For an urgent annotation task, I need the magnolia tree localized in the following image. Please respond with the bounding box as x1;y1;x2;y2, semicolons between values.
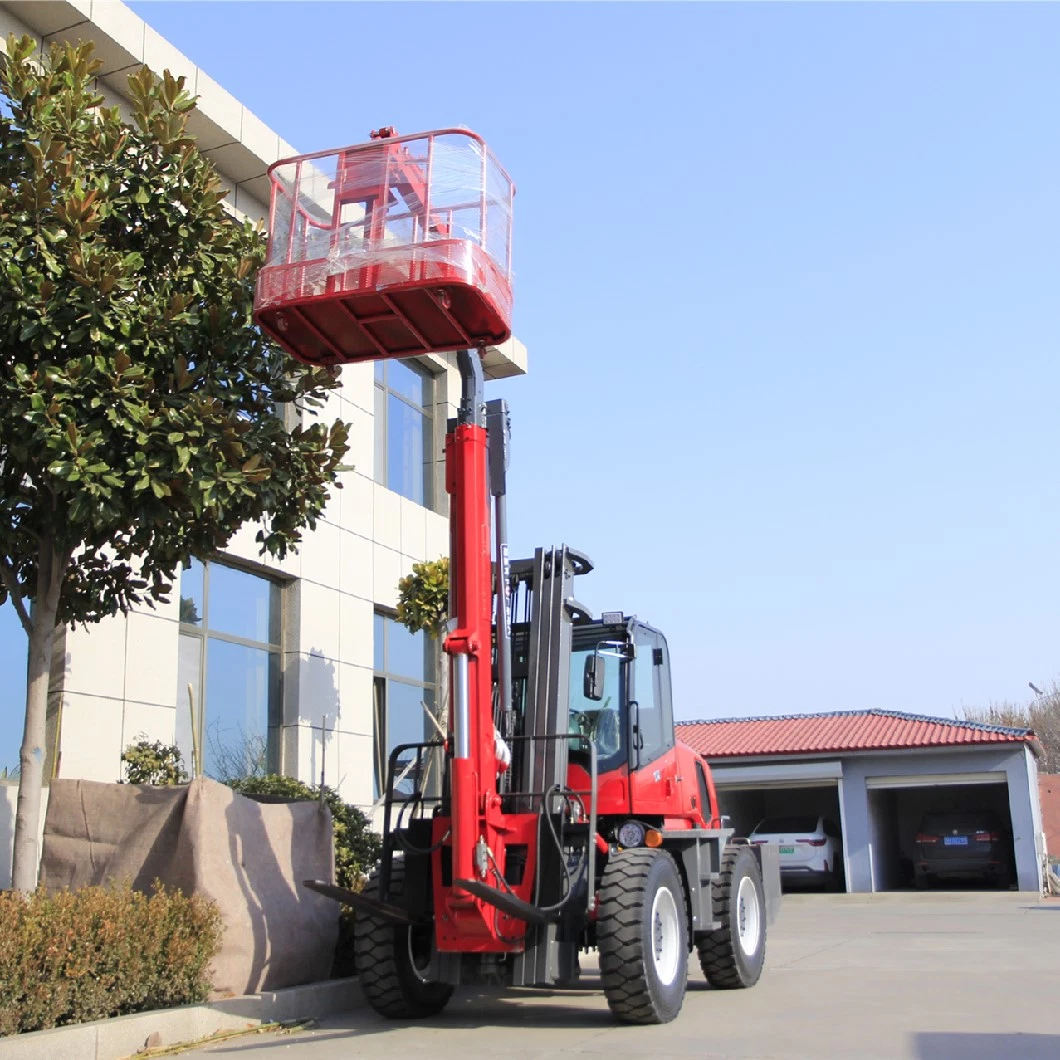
396;556;449;640
0;38;349;890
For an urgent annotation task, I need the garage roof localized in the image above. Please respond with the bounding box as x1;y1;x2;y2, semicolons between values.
676;709;1040;759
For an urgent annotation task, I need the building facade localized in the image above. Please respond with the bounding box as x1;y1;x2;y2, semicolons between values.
0;0;526;884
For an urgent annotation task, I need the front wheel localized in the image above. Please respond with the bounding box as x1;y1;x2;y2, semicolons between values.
697;844;766;989
597;847;688;1024
353;857;453;1019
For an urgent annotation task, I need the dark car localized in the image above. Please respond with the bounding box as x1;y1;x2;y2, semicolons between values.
913;810;1011;889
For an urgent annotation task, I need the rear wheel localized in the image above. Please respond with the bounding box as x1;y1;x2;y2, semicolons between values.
597;848;688;1024
697;844;766;989
826;859;845;893
353;856;453;1019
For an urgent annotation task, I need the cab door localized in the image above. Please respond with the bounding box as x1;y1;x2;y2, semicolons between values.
628;626;684;816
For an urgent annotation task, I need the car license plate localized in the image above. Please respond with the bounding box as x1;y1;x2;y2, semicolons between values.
944;836;968;846
779;845;795;854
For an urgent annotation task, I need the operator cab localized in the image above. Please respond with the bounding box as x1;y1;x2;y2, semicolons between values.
570;618;676;777
510;616;676;779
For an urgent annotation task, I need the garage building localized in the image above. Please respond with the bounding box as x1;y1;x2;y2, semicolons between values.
676;710;1044;893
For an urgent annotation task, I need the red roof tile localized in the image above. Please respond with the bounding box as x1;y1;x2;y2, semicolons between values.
676;709;1039;759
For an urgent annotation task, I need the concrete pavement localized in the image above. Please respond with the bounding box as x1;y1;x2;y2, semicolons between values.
180;893;1060;1059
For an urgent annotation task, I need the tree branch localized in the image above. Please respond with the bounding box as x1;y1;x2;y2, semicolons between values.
0;555;33;636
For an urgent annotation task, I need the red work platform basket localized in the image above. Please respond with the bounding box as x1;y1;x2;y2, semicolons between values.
254;128;514;367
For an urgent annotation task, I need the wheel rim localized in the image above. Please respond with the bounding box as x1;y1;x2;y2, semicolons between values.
407;925;433;983
650;885;681;986
736;875;761;957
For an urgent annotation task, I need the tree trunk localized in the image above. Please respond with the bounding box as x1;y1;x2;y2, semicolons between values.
11;539;65;893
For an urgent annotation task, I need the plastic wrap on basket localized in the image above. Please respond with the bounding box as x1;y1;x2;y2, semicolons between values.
253;129;514;367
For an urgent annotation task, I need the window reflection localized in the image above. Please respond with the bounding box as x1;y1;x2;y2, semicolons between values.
204;641;274;779
177;561;281;781
388;394;425;505
372;612;435;800
179;559;204;626
374;359;433;508
207;565;277;643
175;633;203;774
386;618;429;681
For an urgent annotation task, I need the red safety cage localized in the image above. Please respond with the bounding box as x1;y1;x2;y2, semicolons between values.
253;128;514;366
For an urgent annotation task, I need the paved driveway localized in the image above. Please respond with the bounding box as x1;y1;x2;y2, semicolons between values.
185;893;1060;1059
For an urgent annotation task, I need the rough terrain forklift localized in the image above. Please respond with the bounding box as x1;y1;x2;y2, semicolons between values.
254;127;780;1025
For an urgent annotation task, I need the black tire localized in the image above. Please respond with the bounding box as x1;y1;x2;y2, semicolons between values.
597;847;688;1024
826;859;844;893
353;857;453;1019
697;844;766;989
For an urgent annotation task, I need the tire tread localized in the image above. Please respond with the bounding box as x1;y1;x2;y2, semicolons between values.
696;844;766;990
598;848;685;1024
352;859;452;1019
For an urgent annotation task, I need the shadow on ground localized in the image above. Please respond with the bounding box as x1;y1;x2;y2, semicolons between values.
915;1032;1060;1059
201;984;620;1053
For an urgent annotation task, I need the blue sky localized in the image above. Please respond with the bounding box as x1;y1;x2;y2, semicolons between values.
3;2;1056;742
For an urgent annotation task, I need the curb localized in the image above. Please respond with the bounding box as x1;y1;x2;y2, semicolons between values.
0;977;364;1060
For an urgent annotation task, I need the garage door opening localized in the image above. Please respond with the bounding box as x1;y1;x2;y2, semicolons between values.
867;775;1016;891
716;783;846;892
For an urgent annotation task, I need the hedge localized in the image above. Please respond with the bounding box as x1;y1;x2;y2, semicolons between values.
0;882;222;1036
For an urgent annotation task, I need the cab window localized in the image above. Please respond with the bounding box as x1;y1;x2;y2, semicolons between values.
569;644;625;771
634;628;673;766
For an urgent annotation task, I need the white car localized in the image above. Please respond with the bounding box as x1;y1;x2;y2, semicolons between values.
750;815;844;890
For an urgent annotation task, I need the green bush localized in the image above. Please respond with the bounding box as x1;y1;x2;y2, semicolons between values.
226;774;381;889
121;738;188;785
0;882;222;1036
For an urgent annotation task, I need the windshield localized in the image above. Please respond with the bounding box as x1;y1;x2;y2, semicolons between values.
920;812;999;833
753;816;820;835
568;644;625;768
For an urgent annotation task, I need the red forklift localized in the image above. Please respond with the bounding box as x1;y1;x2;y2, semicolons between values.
254;128;780;1025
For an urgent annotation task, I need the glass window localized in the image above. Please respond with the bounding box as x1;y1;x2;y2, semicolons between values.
206;564;278;643
374;358;433;508
568;644;625;770
373;612;435;799
754;817;821;835
634;630;671;766
0;601;27;777
176;559;282;781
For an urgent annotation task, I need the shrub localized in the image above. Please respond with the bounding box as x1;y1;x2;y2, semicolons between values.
121;738;188;785
226;774;381;889
0;882;222;1036
397;556;449;638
